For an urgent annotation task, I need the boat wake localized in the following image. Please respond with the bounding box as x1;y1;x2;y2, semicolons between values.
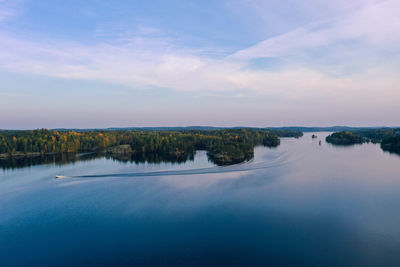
56;151;293;179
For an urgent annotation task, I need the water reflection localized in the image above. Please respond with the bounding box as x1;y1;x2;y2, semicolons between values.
0;151;198;170
0;153;99;170
1;147;265;170
105;151;195;164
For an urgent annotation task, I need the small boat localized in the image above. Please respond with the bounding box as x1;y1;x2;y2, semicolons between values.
56;175;64;179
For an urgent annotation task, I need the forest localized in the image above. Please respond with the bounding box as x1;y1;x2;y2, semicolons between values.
0;129;302;166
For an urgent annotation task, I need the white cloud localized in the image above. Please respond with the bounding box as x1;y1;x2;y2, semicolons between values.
0;31;243;92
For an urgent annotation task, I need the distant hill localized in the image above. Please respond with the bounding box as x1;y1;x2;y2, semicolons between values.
265;126;394;132
3;126;397;132
51;126;223;132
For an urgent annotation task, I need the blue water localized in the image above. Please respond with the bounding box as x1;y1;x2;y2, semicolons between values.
1;133;400;266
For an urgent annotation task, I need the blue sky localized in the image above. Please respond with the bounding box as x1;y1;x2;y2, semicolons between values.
0;0;399;129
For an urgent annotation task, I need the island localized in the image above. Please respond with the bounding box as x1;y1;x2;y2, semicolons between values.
325;131;365;145
0;128;303;166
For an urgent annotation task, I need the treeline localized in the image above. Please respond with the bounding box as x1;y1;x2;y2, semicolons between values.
0;129;298;165
355;128;399;143
325;129;400;155
266;129;303;138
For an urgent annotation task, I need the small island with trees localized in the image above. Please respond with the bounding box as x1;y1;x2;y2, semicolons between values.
325;131;365;145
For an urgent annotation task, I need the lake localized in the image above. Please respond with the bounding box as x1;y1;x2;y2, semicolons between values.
1;132;400;266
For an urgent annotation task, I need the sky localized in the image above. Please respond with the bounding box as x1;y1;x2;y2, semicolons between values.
0;0;399;129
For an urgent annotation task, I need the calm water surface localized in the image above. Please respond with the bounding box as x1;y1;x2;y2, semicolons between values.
1;133;400;266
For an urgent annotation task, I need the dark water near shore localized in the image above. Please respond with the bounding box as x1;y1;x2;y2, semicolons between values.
1;132;400;266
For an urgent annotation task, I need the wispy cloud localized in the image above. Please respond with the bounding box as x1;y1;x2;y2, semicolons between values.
0;0;23;22
231;0;400;60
